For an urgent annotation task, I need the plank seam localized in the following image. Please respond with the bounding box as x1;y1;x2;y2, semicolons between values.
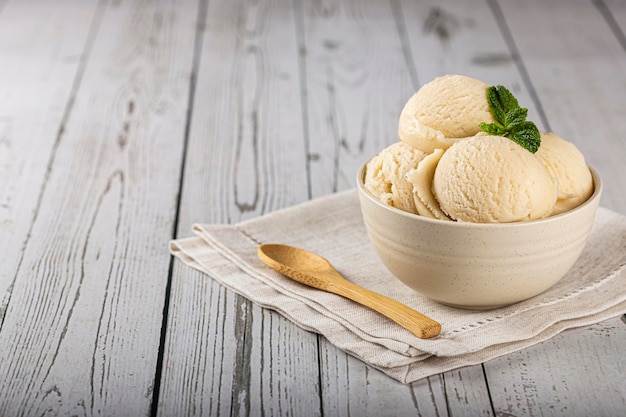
481;364;497;416
486;0;551;133
592;0;626;54
390;0;419;90
150;0;209;415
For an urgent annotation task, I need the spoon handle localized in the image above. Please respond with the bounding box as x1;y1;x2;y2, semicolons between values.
257;244;441;339
322;273;441;339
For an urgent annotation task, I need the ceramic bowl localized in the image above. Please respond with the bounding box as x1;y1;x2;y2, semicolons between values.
356;162;602;309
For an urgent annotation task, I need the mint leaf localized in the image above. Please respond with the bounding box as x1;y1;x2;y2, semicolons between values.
504;107;527;129
479;85;540;153
486;87;506;125
479;122;506;136
495;85;519;113
506;121;540;153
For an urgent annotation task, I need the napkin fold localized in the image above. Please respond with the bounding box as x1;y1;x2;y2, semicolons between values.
170;190;626;383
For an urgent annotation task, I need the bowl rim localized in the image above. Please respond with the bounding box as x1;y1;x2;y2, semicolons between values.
356;159;602;229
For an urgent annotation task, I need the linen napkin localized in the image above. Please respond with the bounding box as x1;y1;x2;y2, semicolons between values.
170;190;626;383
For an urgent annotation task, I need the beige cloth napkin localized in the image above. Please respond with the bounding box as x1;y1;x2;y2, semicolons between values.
170;190;626;383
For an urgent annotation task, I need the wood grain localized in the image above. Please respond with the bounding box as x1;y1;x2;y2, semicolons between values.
175;0;310;231
158;0;321;415
320;348;445;417
485;317;626;417
442;366;494;417
0;0;197;415
0;0;98;327
156;265;246;416
298;0;415;198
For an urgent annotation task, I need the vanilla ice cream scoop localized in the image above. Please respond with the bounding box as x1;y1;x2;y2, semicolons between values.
398;74;495;153
536;132;593;215
406;149;450;221
433;136;557;223
364;142;426;214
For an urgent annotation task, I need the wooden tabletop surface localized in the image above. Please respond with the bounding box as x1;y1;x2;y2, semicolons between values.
1;0;625;416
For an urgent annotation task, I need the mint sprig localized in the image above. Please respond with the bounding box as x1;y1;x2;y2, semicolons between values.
479;85;540;153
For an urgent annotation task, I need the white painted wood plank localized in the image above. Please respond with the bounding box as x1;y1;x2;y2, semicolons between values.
0;0;198;415
0;0;98;325
296;1;461;414
605;0;626;35
321;349;495;417
306;0;528;413
247;304;321;416
156;265;245;416
320;348;449;417
442;366;494;417
297;0;416;198
498;0;626;215
158;0;321;415
398;0;545;129
175;0;310;231
483;1;626;415
485;317;626;417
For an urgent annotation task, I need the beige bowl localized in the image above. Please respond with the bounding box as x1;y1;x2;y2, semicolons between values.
356;162;602;309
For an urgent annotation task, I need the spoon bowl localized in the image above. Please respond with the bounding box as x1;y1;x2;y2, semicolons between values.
258;243;441;339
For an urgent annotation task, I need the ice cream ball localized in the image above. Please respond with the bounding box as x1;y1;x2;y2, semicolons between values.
364;141;427;214
432;135;557;223
535;132;593;215
398;74;495;153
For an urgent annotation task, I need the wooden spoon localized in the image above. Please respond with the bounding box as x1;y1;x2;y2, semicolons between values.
257;244;441;339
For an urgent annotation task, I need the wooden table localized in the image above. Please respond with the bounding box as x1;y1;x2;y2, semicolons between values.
1;0;625;415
